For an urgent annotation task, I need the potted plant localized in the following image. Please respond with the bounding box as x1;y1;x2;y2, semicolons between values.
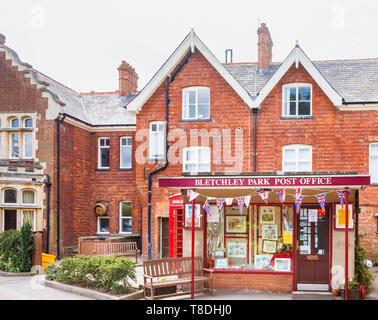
347;280;361;300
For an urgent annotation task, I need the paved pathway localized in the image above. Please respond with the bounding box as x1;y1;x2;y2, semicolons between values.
0;276;92;300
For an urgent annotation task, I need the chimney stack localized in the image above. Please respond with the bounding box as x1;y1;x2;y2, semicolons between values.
118;60;138;96
0;33;6;45
257;23;273;71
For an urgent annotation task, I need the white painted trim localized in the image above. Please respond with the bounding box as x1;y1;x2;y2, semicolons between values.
282;83;312;117
97;137;110;169
97;216;110;234
119;136;132;169
63;116;136;132
338;105;378;111
369;143;378;184
253;46;343;108
182;86;210;120
127;30;254;114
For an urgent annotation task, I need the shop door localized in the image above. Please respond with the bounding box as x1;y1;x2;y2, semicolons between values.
296;206;329;291
4;210;17;231
161;218;170;258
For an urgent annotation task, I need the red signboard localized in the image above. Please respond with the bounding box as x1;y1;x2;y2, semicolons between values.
159;175;370;189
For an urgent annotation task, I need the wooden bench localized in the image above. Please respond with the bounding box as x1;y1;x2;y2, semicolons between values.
94;241;138;262
143;256;214;300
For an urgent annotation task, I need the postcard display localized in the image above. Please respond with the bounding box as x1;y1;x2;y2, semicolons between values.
207;204;294;272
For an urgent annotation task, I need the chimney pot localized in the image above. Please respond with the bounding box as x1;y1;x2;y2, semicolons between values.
257;23;273;71
118;60;138;96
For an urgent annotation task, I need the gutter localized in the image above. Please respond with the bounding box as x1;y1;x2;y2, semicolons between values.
147;51;192;260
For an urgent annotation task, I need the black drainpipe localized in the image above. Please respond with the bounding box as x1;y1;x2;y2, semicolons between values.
56;114;66;259
44;174;51;253
147;51;192;260
355;189;360;247
252;108;258;172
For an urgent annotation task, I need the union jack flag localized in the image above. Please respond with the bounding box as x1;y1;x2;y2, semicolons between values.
294;194;304;214
257;189;269;205
203;199;211;217
315;193;326;212
275;189;286;204
236;197;245;215
216;198;225;211
337;190;346;209
295;188;303;198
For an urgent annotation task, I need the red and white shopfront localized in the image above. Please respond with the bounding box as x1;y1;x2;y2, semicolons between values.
160;173;370;295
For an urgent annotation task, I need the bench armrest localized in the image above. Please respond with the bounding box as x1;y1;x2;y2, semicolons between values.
202;268;215;273
144;275;154;279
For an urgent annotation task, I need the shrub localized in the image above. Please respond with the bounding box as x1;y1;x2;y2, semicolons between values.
45;264;59;281
0;224;34;272
354;235;375;290
53;255;136;294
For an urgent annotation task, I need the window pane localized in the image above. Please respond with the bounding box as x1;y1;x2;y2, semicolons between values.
298;161;311;171
186;149;195;161
184;164;196;173
189;104;196;118
11;119;19;128
100;139;105;147
289;102;296;115
298;87;311;101
11;133;19;157
198;163;210;172
24;118;33;128
371;144;378;154
188;90;196;104
121;146;132;168
121;202;132;217
284;149;296;160
299;148;310;160
101;148;109;167
4;189;17;203
284;162;296;171
121;218;132;233
24;133;33;157
199;148;210;163
22;190;35;204
23;210;34;229
198;104;209;119
371;156;378;182
298;101;311;115
198;89;209;104
98;218;110;233
289;87;296;101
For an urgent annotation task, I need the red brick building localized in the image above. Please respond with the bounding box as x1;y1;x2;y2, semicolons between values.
0;23;377;292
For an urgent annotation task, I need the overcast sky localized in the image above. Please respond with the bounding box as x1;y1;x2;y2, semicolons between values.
1;0;378;93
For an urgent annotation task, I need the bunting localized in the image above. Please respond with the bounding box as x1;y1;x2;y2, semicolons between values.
337;190;346;209
294;194;304;214
188;190;200;202
244;195;251;208
236;197;245;215
315;193;326;213
295;188;303;199
203;199;211;217
216;198;225;211
225;198;234;206
275;189;286;204
257;189;269;205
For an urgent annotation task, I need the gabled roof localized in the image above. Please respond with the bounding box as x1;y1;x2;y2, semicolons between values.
126;30;254;113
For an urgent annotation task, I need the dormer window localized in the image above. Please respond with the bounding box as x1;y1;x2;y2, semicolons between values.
282;83;312;117
182;87;210;120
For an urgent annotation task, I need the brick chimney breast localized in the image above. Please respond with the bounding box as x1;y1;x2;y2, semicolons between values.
257;23;273;72
118;60;138;96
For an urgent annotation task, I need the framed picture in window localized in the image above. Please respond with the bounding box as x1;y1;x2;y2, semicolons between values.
184;204;202;229
225;216;247;233
274;258;291;272
260;206;276;224
261;224;278;240
262;240;277;254
334;204;354;230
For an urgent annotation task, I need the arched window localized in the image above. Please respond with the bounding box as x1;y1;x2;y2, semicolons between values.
22;190;35;204
4;189;17;204
10;118;19;128
24;118;33;128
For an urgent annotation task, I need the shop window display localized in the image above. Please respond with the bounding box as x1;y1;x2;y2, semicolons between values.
206;203;294;272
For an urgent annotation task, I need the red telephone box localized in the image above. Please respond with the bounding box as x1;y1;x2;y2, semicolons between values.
169;194;184;258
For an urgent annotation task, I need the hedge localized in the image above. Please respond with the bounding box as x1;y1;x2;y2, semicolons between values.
46;255;137;294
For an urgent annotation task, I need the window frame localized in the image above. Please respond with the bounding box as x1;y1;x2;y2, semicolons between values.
119;201;132;234
10;132;20;159
21;209;36;231
182;86;210;121
149;121;165;160
282;144;312;172
98;137;110;169
370;143;378;184
21;189;36;205
182;146;211;174
3;188;17;204
97;216;110;234
120;136;132;169
23;132;33;158
282;83;312;117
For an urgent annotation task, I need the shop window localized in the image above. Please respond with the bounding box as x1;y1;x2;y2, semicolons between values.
4;189;17;204
97;216;110;234
149;121;165;159
98;137;110;169
183;146;211;173
22;210;35;231
119;201;132;233
370;143;378;184
182;87;210;120
120;137;132;169
282;144;312;172
282;83;312;116
22;190;35;204
206;204;294;272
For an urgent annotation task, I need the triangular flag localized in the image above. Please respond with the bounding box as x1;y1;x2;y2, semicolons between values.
315;193;326;213
216;198;225;211
203;199;211;217
257;189;269;205
188;190;200;202
337;190;346;209
236;197;245;215
294;194;304;214
244;195;251;208
225;198;233;206
275;189;286;204
295;188;302;198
